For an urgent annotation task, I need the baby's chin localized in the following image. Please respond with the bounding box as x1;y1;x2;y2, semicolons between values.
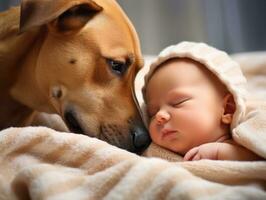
160;141;189;156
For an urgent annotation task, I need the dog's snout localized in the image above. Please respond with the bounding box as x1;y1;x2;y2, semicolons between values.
131;125;151;153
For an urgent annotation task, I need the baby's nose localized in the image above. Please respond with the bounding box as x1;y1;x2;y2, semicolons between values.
155;110;170;125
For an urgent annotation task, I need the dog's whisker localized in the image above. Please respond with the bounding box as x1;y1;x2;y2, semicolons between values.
100;124;124;148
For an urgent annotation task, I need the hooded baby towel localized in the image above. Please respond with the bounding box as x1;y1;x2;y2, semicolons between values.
134;41;266;159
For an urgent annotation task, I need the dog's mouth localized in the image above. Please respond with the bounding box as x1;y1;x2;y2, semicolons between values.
64;110;85;134
63;110;150;153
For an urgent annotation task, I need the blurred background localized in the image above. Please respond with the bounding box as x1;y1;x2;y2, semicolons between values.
1;0;266;55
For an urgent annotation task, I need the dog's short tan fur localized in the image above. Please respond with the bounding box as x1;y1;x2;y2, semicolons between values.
0;0;145;151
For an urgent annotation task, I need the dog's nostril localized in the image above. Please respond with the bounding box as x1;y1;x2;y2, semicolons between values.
131;126;151;152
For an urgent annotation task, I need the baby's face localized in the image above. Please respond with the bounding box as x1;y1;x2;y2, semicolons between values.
146;58;227;155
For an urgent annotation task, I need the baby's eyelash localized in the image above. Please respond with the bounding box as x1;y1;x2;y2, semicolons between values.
172;98;191;106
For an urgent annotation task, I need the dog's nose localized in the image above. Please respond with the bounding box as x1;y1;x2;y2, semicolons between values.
131;125;151;154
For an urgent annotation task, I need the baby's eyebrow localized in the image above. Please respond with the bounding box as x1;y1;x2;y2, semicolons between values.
167;89;190;100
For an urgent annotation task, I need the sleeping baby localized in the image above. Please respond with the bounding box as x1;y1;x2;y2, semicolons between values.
141;41;264;161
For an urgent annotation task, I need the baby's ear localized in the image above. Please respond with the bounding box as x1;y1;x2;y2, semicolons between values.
221;93;236;124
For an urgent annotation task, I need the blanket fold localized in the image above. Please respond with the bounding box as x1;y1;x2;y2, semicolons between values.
0;127;266;200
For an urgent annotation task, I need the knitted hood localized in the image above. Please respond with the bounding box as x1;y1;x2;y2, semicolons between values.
134;41;248;130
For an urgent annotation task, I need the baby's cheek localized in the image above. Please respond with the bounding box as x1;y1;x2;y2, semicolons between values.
181;111;214;138
148;122;159;141
179;110;204;128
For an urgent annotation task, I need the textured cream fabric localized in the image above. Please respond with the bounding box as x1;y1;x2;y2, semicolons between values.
0;127;265;200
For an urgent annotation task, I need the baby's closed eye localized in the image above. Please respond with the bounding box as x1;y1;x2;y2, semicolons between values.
171;97;191;108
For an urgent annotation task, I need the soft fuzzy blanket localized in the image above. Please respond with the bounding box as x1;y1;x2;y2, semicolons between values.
0;52;266;200
0;127;265;200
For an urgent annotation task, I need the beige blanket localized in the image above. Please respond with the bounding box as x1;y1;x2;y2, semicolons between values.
0;52;266;199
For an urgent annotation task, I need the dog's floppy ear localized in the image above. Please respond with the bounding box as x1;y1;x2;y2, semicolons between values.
20;0;103;33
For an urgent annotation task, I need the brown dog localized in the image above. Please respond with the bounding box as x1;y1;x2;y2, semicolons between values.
0;0;150;152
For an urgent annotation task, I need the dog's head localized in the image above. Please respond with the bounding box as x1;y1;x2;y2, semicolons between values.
15;0;150;153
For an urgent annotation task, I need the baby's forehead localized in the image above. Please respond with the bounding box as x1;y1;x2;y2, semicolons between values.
154;58;211;81
151;57;228;94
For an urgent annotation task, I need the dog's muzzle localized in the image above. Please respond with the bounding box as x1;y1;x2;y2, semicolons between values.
64;109;151;154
